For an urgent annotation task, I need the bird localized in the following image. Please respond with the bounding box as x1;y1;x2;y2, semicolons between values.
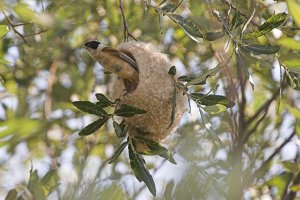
83;40;139;93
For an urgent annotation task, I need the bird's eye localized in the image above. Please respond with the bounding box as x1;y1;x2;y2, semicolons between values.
84;41;100;50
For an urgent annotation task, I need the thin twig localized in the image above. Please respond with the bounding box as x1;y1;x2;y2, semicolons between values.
243;131;296;187
119;0;138;42
119;0;129;42
222;0;259;26
23;29;48;37
242;110;267;144
45;60;58;119
284;171;300;200
2;10;47;45
246;87;281;124
3;11;30;46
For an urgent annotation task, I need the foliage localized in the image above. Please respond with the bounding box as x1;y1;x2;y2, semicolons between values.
0;0;300;199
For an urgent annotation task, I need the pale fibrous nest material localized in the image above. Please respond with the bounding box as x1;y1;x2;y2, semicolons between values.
110;42;185;152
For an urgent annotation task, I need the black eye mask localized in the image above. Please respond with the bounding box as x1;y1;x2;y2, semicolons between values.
84;41;100;50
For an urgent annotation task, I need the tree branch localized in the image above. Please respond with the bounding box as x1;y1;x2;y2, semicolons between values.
44;60;58;119
284;171;300;200
246;87;281;125
2;10;47;46
221;0;259;26
243;131;296;188
119;0;137;42
3;11;30;46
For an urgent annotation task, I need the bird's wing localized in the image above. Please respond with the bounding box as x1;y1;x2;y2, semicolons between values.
102;47;139;72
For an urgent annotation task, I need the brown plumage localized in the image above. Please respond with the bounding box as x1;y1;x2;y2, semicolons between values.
84;41;186;152
110;42;186;152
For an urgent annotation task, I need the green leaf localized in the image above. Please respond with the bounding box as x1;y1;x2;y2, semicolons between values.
0;58;10;65
199;108;222;145
169;14;203;42
168;66;176;76
178;75;204;84
160;3;177;13
277;38;300;51
28;170;45;200
286;68;300;90
14;3;37;22
0;118;40;140
79;117;109;136
108;141;128;164
280;53;300;68
243;13;287;39
41;169;56;184
236;49;255;90
258;13;287;31
202;104;227;114
114;104;147;117
72;101;109;117
0;25;9;38
95;93;113;108
5;189;17;200
191;93;235;108
281;161;300;174
205;31;225;41
128;143;156;196
168;86;177;128
185;64;221;86
290;185;300;192
239;49;274;69
230;11;244;30
113;121;128;138
287;0;300;27
243;44;280;55
266;172;292;197
133;136;176;164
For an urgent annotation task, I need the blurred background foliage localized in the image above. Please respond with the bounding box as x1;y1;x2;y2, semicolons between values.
0;0;300;199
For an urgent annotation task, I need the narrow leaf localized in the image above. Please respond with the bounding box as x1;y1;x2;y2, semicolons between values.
281;161;300;173
191;93;235;108
108;141;128;164
205;31;225;41
287;0;300;27
133;136;176;164
202;104;227;114
113;121;128;138
258;13;287;31
79;117;108;136
230;11;244;30
199;108;222;145
239;49;274;69
169;14;203;42
115;104;147;117
41;169;56;184
168;66;176;76
5;189;17;200
128;143;156;196
95;93;113;108
243;13;287;39
277;38;300;51
236;49;255;90
185;64;221;86
73;101;109;117
160;3;177;13
0;25;9;38
286;68;300;90
244;44;280;55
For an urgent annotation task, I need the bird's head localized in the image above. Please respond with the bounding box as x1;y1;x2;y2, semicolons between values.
83;40;104;57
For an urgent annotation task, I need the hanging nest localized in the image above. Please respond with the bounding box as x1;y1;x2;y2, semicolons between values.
109;42;186;152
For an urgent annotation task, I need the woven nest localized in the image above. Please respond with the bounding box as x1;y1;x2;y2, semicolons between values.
109;42;185;152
